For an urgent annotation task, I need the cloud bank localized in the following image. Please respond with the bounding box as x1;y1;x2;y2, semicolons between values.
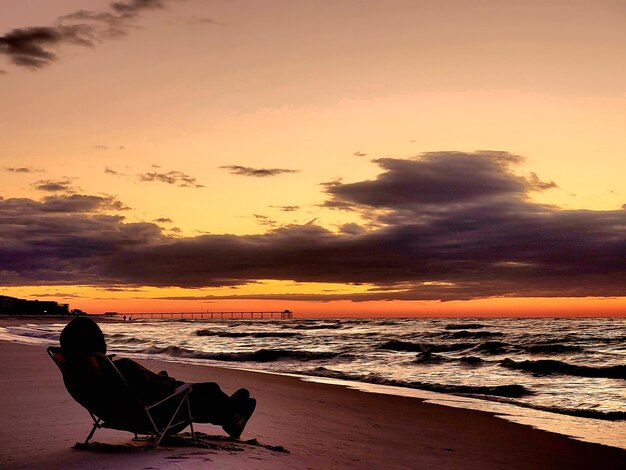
1;151;624;301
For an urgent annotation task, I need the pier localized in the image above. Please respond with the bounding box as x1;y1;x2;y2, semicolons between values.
117;310;294;320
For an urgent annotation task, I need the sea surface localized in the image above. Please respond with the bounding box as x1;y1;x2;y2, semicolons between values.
2;316;624;449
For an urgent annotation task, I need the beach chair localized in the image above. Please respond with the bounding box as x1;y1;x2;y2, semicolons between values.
47;346;195;448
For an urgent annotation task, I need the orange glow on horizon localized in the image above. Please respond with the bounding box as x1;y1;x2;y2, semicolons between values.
41;296;626;318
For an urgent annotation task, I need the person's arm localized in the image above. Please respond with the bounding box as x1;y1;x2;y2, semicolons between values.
113;357;184;404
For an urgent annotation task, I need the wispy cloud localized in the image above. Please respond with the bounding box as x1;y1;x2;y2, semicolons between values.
138;170;204;188
94;144;124;150
187;16;226;26
4;166;43;173
105;166;204;188
104;166;124;176
271;205;300;212
220;165;299;177
252;214;277;227
0;0;171;70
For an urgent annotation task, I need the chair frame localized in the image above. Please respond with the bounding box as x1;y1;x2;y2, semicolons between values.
48;346;196;448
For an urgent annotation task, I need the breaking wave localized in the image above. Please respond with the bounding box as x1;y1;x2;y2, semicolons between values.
307;367;530;398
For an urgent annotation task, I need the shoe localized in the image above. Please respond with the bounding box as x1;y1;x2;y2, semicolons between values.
223;398;256;439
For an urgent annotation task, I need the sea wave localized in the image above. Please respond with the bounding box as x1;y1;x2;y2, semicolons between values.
470;341;513;354
281;324;343;330
414;351;448;363
378;340;474;353
143;345;338;362
444;323;485;330
307;367;530;398
196;329;301;338
525;343;583;354
5;326;59;342
501;358;626;380
442;330;504;339
484;396;626;421
459;356;484;365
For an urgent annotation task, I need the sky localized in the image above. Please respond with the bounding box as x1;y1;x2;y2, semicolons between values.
1;0;625;317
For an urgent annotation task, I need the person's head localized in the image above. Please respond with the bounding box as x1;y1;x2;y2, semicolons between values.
60;317;106;357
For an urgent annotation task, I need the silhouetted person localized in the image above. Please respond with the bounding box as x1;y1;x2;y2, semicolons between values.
59;316;255;438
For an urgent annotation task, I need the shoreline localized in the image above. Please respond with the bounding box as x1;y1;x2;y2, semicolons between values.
116;352;626;451
1;339;625;469
1;316;625;452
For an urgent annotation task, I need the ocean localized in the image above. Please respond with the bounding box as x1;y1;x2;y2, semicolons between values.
2;316;624;449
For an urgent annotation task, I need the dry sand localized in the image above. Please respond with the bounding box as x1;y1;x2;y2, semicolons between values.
0;326;624;469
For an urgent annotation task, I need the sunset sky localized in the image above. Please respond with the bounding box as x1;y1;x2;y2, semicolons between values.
1;0;625;316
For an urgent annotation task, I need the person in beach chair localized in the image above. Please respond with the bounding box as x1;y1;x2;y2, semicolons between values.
49;317;256;446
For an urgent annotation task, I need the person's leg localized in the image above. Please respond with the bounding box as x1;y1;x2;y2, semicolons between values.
189;383;255;437
188;382;236;424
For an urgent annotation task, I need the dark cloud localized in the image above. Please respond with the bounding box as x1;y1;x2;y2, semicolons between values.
338;223;366;235
220;165;299;177
32;178;74;192
4;167;42;173
1;151;624;300
40;194;129;213
111;0;165;15
0;0;170;70
138;170;204;188
154;217;173;223
0;25;94;69
353;151;367;157
29;292;83;298
324;151;532;209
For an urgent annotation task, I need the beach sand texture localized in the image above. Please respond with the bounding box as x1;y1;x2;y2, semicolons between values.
0;339;624;469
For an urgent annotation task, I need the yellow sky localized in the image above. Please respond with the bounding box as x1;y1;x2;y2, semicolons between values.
1;0;625;315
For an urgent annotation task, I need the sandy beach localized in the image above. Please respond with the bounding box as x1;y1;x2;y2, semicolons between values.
0;327;624;470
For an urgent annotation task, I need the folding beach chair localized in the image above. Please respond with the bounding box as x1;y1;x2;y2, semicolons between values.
47;346;195;448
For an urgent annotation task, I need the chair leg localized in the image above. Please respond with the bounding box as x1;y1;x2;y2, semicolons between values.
186;397;196;442
84;422;99;444
151;431;165;448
